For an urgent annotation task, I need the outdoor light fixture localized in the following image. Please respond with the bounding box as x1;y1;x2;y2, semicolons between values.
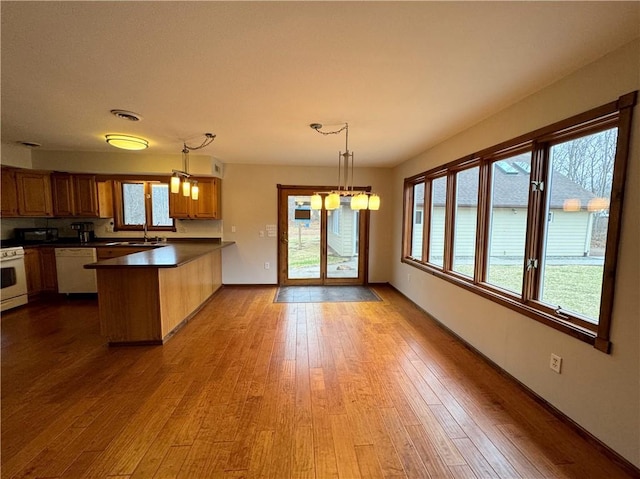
171;133;216;200
309;122;380;211
105;134;148;150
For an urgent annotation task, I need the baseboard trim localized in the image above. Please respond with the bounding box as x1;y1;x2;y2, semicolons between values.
386;283;640;477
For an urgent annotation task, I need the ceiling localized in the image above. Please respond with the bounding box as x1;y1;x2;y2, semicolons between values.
1;2;638;168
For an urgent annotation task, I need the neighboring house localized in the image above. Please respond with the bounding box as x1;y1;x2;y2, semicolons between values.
327;204;359;258
412;157;599;259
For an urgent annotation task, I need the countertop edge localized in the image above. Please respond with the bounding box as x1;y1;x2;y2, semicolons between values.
85;241;235;269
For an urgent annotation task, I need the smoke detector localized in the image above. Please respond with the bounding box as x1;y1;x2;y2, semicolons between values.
110;109;142;121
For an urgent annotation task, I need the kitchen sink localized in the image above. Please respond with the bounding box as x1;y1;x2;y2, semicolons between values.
104;241;164;247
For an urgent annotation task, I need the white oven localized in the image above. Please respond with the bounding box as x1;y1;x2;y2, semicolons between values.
1;246;28;312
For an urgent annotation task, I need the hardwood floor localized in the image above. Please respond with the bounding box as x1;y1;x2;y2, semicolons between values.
1;285;634;478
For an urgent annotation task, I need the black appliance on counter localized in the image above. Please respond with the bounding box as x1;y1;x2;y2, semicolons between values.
14;228;59;244
71;222;95;244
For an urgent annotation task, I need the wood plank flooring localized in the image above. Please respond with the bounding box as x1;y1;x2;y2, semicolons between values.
0;285;634;478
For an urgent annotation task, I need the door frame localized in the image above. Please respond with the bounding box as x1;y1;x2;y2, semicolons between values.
277;184;370;286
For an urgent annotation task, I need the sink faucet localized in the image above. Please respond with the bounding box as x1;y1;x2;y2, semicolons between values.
143;223;148;242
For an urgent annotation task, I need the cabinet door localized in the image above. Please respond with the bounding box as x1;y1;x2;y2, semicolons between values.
192;178;222;219
1;168;19;216
169;189;191;218
16;170;53;216
74;175;99;217
39;247;58;292
97;181;114;218
51;173;75;216
24;248;43;295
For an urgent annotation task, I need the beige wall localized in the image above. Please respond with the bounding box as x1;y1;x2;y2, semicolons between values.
390;39;640;467
1;142;33;168
221;163;393;284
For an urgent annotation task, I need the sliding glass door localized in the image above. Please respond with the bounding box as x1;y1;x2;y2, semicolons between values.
277;186;368;285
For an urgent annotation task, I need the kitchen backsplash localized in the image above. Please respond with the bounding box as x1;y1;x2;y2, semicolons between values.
0;217;223;240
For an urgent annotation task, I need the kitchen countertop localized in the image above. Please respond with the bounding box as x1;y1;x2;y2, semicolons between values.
85;240;234;269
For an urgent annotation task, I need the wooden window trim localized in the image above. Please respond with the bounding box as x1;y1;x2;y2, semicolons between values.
113;180;176;232
401;91;637;353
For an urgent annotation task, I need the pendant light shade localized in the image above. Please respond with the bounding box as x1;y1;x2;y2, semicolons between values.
182;179;191;197
191;181;199;200
368;194;380;211
311;194;323;210
325;193;340;210
170;174;181;194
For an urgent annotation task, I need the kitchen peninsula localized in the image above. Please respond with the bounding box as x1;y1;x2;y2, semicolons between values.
86;240;233;345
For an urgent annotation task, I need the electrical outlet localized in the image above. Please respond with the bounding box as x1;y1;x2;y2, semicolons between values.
407;273;411;282
259;230;265;238
264;262;270;270
550;353;562;373
231;225;236;233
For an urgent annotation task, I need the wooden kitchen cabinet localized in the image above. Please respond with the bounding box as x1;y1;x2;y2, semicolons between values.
169;177;221;219
15;169;53;217
1;167;19;216
52;173;114;218
24;247;58;296
24;248;43;296
39;247;58;293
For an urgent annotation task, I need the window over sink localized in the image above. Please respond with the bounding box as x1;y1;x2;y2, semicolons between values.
114;180;175;232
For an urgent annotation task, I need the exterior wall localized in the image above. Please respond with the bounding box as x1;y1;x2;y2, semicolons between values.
327;206;357;258
391;39;640;467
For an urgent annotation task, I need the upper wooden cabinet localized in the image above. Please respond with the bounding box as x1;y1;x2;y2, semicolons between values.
1;167;19;216
51;173;114;218
16;169;53;217
169;177;221;220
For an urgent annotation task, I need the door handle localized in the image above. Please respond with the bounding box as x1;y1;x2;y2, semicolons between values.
282;233;288;244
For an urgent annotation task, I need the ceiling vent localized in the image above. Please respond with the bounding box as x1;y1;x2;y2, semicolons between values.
17;141;41;148
110;109;142;121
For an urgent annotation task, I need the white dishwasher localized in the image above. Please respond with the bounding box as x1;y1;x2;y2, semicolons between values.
55;248;98;294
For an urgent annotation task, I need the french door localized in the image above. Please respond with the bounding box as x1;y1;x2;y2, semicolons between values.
277;185;369;285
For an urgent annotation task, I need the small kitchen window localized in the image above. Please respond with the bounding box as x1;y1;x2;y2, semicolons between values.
114;180;175;232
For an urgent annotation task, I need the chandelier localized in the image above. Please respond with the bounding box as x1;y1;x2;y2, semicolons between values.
171;133;216;200
309;122;380;211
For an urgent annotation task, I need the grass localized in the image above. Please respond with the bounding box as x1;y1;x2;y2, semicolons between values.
455;263;603;321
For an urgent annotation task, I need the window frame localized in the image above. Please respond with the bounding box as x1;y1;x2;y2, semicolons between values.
113;179;176;232
402;92;637;353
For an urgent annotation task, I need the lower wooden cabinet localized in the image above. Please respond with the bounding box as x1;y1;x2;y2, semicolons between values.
24;247;58;297
39;247;58;293
24;249;43;296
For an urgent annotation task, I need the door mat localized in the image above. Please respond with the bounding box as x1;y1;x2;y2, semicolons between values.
274;285;381;303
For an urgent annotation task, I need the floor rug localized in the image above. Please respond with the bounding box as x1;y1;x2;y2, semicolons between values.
274;285;381;303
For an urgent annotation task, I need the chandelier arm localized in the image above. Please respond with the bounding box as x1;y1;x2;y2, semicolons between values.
311;123;348;136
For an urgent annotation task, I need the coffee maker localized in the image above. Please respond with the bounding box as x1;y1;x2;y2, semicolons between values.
71;222;95;244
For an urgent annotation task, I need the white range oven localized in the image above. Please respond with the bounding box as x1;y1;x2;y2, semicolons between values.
1;246;28;312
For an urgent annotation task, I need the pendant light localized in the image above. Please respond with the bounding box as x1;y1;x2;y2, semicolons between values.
170;133;216;200
309;122;380;211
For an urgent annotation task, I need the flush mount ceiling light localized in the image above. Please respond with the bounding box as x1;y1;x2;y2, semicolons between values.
171;132;216;200
309;122;380;211
105;134;149;150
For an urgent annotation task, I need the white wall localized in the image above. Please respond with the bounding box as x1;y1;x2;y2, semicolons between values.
391;39;640;467
220;163;392;285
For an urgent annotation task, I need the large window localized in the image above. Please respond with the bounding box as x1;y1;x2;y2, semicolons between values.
115;180;174;231
402;92;636;352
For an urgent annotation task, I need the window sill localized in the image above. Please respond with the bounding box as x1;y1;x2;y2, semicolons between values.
401;257;607;352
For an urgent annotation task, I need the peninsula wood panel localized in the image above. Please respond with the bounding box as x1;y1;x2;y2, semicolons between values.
1;286;635;478
96;268;162;342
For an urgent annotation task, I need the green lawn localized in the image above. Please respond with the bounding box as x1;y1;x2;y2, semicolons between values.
456;263;603;321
